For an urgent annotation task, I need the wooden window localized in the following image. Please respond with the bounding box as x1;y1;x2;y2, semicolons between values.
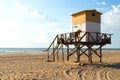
92;13;95;16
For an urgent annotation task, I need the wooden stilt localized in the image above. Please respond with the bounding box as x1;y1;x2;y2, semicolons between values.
77;46;80;62
57;48;59;61
67;45;69;61
53;43;55;62
90;48;92;64
90;46;93;64
47;52;49;61
88;45;92;64
100;45;102;63
80;48;88;57
62;45;64;61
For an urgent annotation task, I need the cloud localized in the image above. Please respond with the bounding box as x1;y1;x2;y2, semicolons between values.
102;5;120;29
0;16;23;47
0;15;49;47
101;5;120;48
48;22;60;28
96;8;105;11
47;22;71;34
0;1;70;48
101;2;106;5
96;1;106;5
15;2;46;19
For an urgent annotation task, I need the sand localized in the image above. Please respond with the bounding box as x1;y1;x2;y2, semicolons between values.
0;52;120;80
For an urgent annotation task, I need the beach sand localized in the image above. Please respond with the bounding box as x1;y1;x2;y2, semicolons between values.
0;52;120;80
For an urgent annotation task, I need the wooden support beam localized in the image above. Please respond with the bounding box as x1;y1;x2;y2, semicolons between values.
91;48;100;57
62;45;64;61
100;45;102;63
67;45;69;61
47;52;49;61
80;48;88;57
57;48;59;61
90;45;104;63
67;47;77;57
88;45;92;64
47;35;58;51
79;32;87;42
77;45;85;63
91;44;104;57
96;33;99;42
53;42;55;62
76;46;80;62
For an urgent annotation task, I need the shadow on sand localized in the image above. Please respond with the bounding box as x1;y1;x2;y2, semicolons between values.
92;63;120;69
82;62;120;69
103;63;120;69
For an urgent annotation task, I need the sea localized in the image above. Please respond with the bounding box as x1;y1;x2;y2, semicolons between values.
0;48;120;54
0;48;46;53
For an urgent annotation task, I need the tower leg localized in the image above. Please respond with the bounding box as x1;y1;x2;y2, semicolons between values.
47;52;49;61
53;43;55;62
62;45;64;61
57;49;59;61
100;45;102;63
77;46;80;62
53;51;55;62
67;45;69;61
88;46;92;64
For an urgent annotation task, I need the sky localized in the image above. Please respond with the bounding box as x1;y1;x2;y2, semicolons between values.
0;0;120;48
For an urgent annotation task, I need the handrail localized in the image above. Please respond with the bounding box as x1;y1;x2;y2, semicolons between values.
58;31;113;36
46;35;58;51
57;31;112;43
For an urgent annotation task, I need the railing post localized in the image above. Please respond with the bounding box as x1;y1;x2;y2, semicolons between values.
57;35;58;44
109;34;111;44
65;33;66;43
96;33;98;42
87;32;89;42
75;33;77;42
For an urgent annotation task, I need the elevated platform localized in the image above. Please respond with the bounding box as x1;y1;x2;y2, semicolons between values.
57;31;111;45
46;31;112;63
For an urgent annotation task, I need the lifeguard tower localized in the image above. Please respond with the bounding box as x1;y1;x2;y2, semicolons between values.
46;10;112;63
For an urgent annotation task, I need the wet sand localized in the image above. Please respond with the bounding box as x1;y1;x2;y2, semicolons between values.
0;52;120;80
